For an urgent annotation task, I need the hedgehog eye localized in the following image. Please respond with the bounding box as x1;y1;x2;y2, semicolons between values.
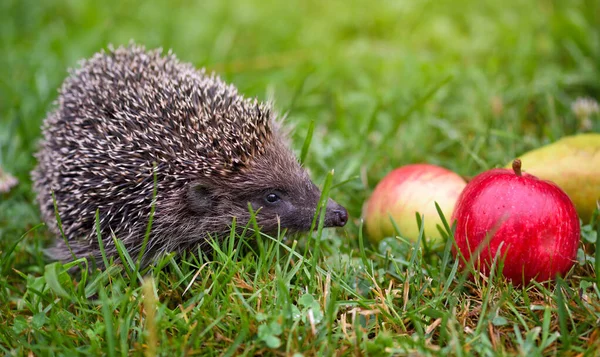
265;192;281;204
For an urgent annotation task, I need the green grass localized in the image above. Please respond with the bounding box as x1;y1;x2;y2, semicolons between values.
1;0;599;355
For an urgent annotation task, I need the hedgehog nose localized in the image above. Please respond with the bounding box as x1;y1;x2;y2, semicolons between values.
326;199;348;227
335;207;348;226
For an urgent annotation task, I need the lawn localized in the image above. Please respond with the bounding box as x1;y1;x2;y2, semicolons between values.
1;0;599;355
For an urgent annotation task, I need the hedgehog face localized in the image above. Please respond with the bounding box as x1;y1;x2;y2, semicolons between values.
230;137;348;234
185;174;348;237
184;137;348;236
242;183;348;233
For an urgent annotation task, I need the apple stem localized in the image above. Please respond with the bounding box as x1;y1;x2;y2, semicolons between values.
512;159;522;176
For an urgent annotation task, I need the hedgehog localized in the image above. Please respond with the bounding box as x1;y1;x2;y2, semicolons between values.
32;43;348;267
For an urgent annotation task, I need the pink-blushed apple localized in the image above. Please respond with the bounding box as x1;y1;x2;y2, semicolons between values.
451;160;581;285
363;163;467;244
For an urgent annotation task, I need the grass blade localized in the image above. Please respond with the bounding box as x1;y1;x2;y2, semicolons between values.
299;119;315;165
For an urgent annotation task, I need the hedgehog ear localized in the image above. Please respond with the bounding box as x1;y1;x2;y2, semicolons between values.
186;183;216;215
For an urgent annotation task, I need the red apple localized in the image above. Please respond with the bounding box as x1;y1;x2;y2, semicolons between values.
451;160;581;284
363;164;467;244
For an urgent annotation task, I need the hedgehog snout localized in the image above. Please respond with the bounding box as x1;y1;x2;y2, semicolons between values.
324;199;348;227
